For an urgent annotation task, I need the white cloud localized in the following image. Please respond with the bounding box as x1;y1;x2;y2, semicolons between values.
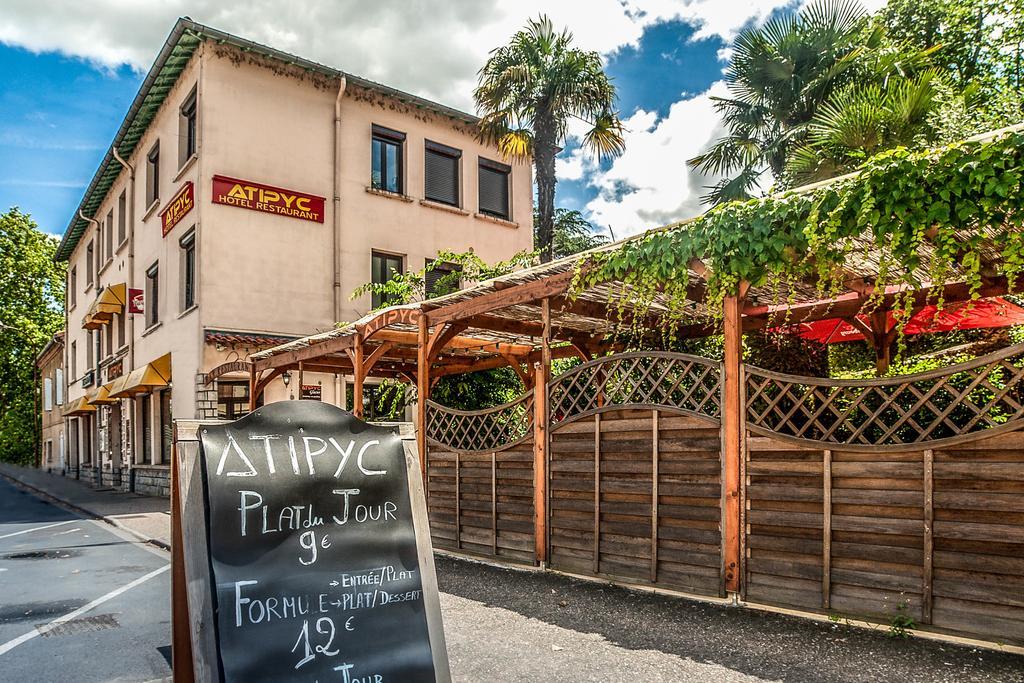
563;81;737;237
0;0;810;111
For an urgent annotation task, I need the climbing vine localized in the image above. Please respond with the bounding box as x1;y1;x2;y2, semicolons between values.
574;130;1024;342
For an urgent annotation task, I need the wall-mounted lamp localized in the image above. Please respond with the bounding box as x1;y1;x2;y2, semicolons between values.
281;370;292;387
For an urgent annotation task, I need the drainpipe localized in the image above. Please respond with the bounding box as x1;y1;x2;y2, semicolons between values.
112;147;136;478
112;147;135;371
333;76;347;325
77;209;101;471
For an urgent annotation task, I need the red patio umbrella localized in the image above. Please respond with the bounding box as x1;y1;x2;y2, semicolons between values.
792;297;1024;344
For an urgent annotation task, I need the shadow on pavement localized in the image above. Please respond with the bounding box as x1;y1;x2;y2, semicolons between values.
435;556;1024;683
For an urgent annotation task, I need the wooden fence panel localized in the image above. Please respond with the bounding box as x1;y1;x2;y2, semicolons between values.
828;449;926;623
745;436;825;611
930;431;1024;643
549;409;723;597
426;440;536;565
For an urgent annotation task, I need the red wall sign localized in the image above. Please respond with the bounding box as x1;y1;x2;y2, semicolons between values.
211;175;325;223
160;181;195;237
128;288;144;315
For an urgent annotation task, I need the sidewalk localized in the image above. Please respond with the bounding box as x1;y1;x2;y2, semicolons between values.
0;463;171;548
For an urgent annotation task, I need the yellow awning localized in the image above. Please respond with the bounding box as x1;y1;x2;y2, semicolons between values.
87;381;120;405
109;353;171;398
82;283;127;329
63;396;96;416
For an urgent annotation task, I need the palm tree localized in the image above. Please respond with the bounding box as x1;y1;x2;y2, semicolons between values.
688;0;873;204
475;16;625;262
786;70;942;184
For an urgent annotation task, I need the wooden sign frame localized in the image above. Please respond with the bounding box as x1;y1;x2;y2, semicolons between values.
171;417;450;682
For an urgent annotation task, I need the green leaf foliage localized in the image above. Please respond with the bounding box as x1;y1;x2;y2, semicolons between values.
578;131;1024;342
0;208;65;465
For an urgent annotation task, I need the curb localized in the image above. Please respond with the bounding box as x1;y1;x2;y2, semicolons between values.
0;471;171;552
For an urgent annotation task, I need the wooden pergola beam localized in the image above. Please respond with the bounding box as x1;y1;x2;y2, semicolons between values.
425;270;579;325
744;278;1013;327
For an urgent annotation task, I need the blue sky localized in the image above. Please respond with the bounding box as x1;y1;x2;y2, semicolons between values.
0;0;827;239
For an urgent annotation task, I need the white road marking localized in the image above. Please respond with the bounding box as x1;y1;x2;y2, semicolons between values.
54;528;81;536
0;564;170;657
0;520;74;540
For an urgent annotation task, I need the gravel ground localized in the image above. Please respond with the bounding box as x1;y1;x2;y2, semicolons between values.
436;556;1024;683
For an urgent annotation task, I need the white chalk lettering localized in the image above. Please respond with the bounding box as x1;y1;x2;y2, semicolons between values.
330;437;355;478
303;436;328;475
250;434;281;474
331;489;360;524
217;434;258;477
233;580;258;627
237;490;263;536
356;440;386;476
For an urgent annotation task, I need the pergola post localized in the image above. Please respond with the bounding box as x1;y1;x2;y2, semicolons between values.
533;297;552;566
248;365;258;411
417;312;430;487
352;339;365;419
870;308;892;376
722;288;746;595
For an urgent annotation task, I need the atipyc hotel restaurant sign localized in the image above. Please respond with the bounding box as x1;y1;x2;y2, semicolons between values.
212;175;325;223
160;181;195;237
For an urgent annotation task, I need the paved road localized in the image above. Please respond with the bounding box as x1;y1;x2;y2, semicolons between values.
0;478;171;682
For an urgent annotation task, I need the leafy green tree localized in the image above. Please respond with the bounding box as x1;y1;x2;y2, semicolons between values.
0;209;65;465
879;0;1024;140
475;15;625;263
535;208;609;259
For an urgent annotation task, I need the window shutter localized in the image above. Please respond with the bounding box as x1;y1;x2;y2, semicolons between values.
44;377;53;412
424;143;460;206
478;162;510;219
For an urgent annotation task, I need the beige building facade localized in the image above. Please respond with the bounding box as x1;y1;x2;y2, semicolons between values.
36;332;65;472
56;19;533;495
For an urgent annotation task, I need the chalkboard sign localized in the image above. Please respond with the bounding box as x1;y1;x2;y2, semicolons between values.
173;401;449;682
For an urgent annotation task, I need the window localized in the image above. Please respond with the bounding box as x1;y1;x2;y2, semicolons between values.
104;210;114;262
140;394;152;464
86;242;94;287
69;267;77;308
116;311;125;349
117;190;127;246
180;88;197;164
86;330;94;370
180;230;196;310
94;329;101;371
56;368;63;405
44;377;53;412
146;262;159;328
217;380;262;420
370;252;404;309
370;125;404;194
70;341;76;380
105;317;114;359
424;140;461;206
478;158;511;220
425;259;462;298
159;389;172;464
146;142;160;207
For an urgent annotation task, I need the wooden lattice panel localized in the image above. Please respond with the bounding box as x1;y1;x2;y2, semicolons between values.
549;351;723;426
425;391;534;453
746;344;1024;449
